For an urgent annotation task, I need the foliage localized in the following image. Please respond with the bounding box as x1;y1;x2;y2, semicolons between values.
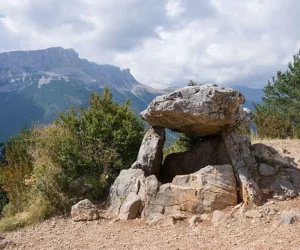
254;50;300;138
253;105;293;139
0;87;144;231
0;128;34;216
164;132;200;157
57;87;144;171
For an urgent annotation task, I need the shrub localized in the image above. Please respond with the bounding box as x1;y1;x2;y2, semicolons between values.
0;87;144;231
253;105;293;139
0;128;34;216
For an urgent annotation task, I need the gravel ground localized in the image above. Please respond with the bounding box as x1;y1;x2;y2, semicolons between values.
3;139;300;250
3;199;300;250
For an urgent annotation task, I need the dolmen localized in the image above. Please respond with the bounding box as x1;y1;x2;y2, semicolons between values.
108;84;300;220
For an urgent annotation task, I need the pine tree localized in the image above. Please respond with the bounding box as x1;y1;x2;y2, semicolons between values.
254;50;300;138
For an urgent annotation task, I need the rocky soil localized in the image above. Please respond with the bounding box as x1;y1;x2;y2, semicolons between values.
3;139;300;250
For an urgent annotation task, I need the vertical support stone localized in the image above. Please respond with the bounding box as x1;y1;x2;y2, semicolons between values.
222;130;261;205
131;127;165;176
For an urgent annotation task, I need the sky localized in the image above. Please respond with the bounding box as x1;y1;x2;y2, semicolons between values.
0;0;300;89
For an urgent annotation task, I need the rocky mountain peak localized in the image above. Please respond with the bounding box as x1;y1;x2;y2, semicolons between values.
0;47;81;72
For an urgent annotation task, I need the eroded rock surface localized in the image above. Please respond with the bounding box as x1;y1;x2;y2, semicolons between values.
108;169;145;215
108;85;300;220
131;127;165;176
71;199;99;222
144;165;237;216
141;85;246;136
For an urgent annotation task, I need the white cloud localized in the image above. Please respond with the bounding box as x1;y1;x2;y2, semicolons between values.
0;0;300;89
165;0;185;17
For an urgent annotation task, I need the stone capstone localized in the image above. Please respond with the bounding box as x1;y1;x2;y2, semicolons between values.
131;127;165;176
71;199;100;222
140;85;246;136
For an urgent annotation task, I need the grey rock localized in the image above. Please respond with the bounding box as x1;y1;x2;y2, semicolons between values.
146;213;166;226
285;167;300;189
259;163;276;176
71;199;100;222
270;179;298;200
262;206;278;216
131;127;165;176
108;169;145;215
145;175;160;195
141;85;246;136
143;204;164;219
163;205;182;216
118;193;142;220
252;143;290;168
156;165;237;213
279;215;296;225
222;130;261;205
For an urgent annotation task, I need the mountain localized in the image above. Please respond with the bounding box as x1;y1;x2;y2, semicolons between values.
0;47;166;141
230;85;264;103
0;47;264;141
229;85;264;112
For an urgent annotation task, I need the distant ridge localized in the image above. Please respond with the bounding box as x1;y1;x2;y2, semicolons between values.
0;47;263;141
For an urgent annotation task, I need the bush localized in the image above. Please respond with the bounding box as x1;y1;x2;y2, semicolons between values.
0;128;33;216
0;87;144;231
253;105;293;139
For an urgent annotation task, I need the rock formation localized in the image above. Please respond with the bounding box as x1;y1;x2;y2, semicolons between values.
108;84;300;220
71;199;100;221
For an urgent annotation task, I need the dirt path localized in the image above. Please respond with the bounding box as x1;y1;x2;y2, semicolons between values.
3;139;300;250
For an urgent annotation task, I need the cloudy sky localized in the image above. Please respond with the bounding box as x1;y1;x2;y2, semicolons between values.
0;0;300;89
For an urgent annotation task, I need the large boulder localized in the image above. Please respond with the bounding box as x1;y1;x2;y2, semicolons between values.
108;169;145;215
71;199;100;222
140;85;245;136
118;192;142;220
145;165;237;216
160;136;230;182
252;143;290;168
131;127;165;176
270;179;298;200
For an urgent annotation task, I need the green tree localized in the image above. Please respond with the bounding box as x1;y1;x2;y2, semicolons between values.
254;50;300;138
58;87;144;171
0;87;145;231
